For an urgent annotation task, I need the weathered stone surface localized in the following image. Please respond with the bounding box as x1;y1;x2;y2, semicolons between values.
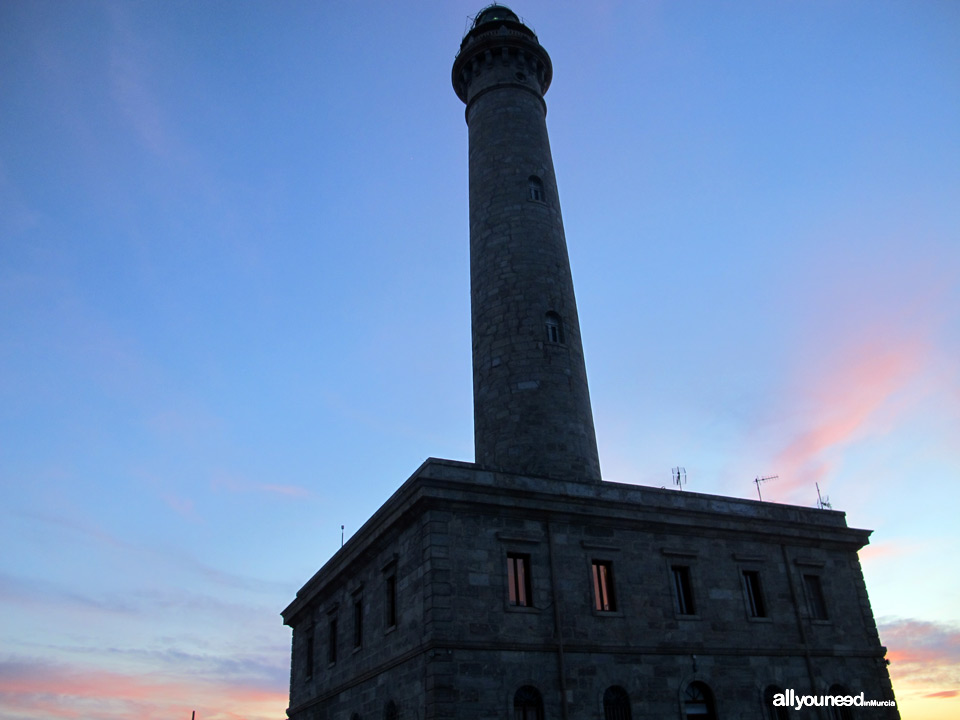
282;459;898;719
455;6;601;482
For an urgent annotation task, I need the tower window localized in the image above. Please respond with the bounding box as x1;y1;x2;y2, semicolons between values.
742;570;767;618
545;311;565;344
507;553;532;607
672;565;696;615
384;700;399;720
592;560;617;612
803;574;829;620
528;175;544;202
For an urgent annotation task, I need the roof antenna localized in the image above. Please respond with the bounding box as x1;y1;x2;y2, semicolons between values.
753;475;778;501
672;466;687;491
816;483;832;510
341;524;345;547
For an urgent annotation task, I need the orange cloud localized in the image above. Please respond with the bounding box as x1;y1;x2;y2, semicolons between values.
879;618;960;702
0;659;287;720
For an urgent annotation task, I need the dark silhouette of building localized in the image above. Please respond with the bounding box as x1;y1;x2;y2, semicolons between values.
282;7;898;719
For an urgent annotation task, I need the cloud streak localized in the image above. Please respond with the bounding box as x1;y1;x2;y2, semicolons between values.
765;334;929;503
0;657;286;720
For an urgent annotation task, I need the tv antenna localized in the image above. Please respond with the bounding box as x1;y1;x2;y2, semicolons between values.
753;475;778;501
672;466;687;491
816;483;832;510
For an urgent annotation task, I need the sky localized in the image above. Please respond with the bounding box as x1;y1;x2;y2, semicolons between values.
1;1;958;718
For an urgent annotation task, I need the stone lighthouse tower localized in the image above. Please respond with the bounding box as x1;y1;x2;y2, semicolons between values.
452;5;601;483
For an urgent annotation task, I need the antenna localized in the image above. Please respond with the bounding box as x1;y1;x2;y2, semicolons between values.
672;466;687;491
341;524;345;547
753;475;778;501
816;483;832;510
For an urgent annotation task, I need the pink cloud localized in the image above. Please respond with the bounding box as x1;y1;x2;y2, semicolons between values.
0;659;287;720
925;690;959;699
767;336;928;502
857;540;923;562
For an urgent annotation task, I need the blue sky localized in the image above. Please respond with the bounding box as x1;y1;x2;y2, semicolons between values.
1;2;958;718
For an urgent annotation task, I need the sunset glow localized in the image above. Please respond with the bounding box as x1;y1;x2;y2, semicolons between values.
1;1;957;718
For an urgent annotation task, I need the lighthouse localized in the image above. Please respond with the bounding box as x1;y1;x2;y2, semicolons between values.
453;5;601;482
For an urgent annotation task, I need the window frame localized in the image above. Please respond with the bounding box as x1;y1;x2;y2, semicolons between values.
527;175;545;203
304;627;315;680
591;559;618;613
352;594;363;650
671;564;697;617
385;573;398;630
506;552;533;608
803;573;829;621
544;311;565;345
513;685;544;720
603;684;632;720
327;611;338;665
741;568;769;620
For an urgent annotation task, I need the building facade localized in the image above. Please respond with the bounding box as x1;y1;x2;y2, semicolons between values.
282;7;898;719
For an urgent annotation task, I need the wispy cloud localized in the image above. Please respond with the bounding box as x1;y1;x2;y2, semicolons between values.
106;6;180;163
11;511;291;597
211;471;312;499
764;334;929;503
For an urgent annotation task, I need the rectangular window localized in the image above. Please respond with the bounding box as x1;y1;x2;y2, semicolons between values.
353;598;363;648
672;565;696;615
507;553;532;607
592;560;616;612
803;574;828;620
328;617;337;664
305;633;314;679
385;574;397;628
742;570;767;618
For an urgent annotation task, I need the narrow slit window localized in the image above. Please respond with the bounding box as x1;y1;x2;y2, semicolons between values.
592;560;616;612
385;574;397;628
545;311;565;344
305;633;315;679
353;598;363;648
672;565;696;615
742;570;767;618
507;553;532;607
803;574;829;620
528;175;544;202
328;617;338;664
